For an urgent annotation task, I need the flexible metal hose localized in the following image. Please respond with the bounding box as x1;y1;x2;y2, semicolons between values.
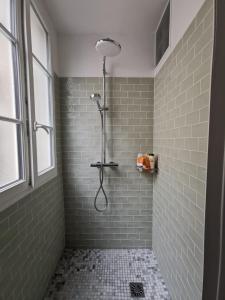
94;108;108;212
94;165;108;212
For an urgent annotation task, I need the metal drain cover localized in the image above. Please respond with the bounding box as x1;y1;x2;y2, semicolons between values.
129;282;145;298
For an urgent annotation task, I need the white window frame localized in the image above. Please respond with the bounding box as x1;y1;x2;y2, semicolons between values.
0;0;57;211
0;0;30;209
24;0;57;189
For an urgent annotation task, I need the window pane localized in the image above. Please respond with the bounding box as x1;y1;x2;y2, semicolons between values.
30;7;48;68
33;59;51;125
0;121;20;188
36;129;52;173
0;0;11;32
0;33;16;118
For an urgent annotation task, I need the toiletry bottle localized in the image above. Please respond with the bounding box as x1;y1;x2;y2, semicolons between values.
137;153;143;171
148;153;155;171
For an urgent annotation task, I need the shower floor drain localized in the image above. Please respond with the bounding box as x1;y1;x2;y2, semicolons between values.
129;282;145;298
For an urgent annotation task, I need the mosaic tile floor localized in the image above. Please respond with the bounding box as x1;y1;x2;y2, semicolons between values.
44;249;170;300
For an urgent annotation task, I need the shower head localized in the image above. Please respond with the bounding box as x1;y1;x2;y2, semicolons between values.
95;38;121;57
90;93;102;110
90;93;101;101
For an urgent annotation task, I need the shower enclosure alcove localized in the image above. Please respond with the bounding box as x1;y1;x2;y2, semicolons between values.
60;41;154;249
46;38;158;299
55;0;214;297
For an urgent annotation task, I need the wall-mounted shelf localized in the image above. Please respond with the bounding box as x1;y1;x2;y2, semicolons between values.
136;167;158;174
136;153;158;174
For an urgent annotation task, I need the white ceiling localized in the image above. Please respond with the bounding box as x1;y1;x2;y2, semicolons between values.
43;0;168;35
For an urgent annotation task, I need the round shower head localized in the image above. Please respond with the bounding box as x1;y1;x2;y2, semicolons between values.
95;38;121;57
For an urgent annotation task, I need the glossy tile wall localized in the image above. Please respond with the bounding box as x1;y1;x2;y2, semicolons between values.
60;77;154;248
153;0;214;298
0;77;65;300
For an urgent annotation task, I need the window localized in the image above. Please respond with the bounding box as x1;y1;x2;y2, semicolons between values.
155;1;170;65
0;0;27;191
0;0;56;209
29;5;56;180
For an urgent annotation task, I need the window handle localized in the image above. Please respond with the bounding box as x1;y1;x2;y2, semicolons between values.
33;121;52;134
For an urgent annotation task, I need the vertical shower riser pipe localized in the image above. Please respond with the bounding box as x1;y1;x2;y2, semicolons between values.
102;56;106;164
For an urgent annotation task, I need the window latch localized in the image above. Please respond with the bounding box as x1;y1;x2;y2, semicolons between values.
33;121;51;134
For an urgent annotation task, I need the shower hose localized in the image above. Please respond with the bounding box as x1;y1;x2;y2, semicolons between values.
94;110;108;212
94;165;108;212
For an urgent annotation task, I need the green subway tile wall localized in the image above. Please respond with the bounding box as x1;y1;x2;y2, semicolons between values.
153;0;214;299
0;76;65;300
60;77;154;248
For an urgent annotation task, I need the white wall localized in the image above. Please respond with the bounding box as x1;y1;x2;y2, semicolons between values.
154;0;206;75
58;33;155;77
57;0;206;77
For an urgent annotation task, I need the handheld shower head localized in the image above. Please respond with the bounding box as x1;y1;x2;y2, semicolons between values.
90;93;101;101
90;93;102;110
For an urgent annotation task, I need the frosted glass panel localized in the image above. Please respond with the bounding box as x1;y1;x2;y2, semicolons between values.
0;33;16;118
0;121;20;188
33;59;50;125
36;129;52;173
30;7;48;68
0;0;11;32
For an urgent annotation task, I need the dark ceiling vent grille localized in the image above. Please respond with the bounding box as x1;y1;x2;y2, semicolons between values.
156;1;170;65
